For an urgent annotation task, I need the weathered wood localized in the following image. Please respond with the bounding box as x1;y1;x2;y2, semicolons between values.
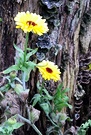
0;0;91;134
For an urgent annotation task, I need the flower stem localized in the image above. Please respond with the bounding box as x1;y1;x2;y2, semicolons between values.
18;114;42;135
22;32;29;90
24;32;29;63
22;72;26;90
47;115;58;128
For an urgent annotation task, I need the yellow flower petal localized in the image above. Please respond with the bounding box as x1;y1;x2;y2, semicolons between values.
14;11;49;35
37;60;61;82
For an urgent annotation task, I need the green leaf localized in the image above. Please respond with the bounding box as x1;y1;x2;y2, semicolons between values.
88;63;91;70
78;128;86;135
5;76;11;83
11;122;24;130
26;61;36;70
54;84;63;99
0;115;23;135
61;88;69;95
7;117;17;125
26;48;33;51
3;65;19;74
46;126;56;135
40;103;50;115
88;120;91;126
62;96;69;101
0;18;2;22
14;84;24;95
15;53;25;68
77;119;91;135
57;83;63;91
82;122;89;129
20;67;31;82
10;82;16;89
43;89;53;100
18;52;24;62
54;103;67;111
46;125;62;135
14;44;24;54
32;94;41;107
15;77;23;84
37;81;42;91
66;103;72;109
0;84;10;92
20;66;27;71
53;83;72;112
0;127;4;133
26;48;38;61
15;53;24;65
24;68;31;82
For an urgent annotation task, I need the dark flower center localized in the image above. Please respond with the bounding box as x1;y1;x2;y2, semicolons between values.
27;21;37;26
46;67;53;73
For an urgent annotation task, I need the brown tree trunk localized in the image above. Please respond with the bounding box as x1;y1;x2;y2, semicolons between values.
0;0;91;134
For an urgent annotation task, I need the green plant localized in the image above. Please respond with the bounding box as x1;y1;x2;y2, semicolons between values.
0;12;47;135
77;119;91;135
31;82;72;134
0;115;23;135
0;71;23;94
31;81;53;117
2;41;37;90
0;10;74;135
53;83;72;112
0;18;2;22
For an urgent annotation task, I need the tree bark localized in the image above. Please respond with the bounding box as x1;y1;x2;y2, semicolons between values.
0;0;91;134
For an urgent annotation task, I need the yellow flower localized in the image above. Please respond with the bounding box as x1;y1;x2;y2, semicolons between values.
14;11;49;35
37;60;61;82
